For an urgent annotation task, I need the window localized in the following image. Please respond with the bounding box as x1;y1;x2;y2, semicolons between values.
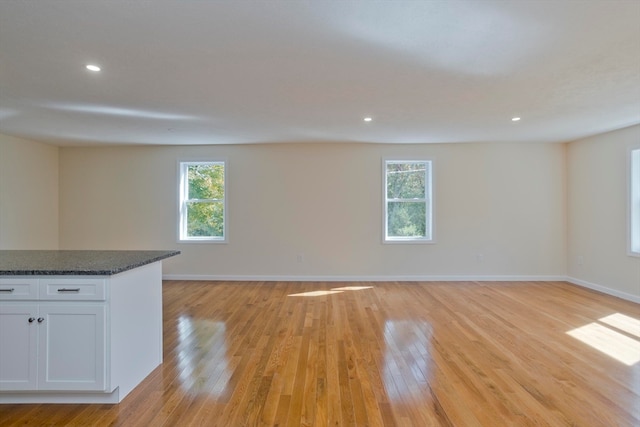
630;148;640;256
384;160;433;242
179;161;226;242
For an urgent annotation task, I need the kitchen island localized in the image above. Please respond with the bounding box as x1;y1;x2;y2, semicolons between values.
0;250;179;404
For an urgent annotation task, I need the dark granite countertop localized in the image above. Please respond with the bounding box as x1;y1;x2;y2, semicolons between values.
0;250;180;276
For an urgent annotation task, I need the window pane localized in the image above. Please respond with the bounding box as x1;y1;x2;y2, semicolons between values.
387;162;426;199
387;201;426;238
188;164;224;200
631;149;640;253
186;201;224;237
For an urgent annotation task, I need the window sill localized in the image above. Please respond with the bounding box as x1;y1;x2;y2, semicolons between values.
178;239;227;244
383;239;436;245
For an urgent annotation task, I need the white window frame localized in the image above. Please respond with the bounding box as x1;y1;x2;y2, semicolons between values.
178;160;227;243
383;159;434;244
629;147;640;256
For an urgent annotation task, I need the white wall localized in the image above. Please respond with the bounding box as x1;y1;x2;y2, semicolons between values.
59;142;567;279
567;125;640;300
0;134;59;249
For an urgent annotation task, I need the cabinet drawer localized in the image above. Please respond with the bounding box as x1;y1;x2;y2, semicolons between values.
39;279;106;301
0;279;39;300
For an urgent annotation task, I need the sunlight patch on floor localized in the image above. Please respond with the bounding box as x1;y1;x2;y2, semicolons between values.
288;286;373;297
332;286;374;291
598;313;640;339
567;317;640;366
288;290;344;297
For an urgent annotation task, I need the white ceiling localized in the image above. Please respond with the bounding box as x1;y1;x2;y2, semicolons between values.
0;1;639;146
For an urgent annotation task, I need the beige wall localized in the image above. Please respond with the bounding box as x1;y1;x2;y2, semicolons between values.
0;134;59;249
567;125;640;300
4;127;636;298
59;142;567;279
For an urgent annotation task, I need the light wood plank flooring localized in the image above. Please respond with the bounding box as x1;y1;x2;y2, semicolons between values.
1;280;638;426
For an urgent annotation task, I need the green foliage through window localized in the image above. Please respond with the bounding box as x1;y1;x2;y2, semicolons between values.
180;162;225;240
385;161;432;241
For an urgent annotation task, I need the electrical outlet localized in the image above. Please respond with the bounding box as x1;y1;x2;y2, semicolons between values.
476;253;484;262
577;256;584;266
297;254;304;263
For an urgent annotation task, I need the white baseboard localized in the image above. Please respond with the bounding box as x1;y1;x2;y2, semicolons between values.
566;276;640;304
162;274;566;282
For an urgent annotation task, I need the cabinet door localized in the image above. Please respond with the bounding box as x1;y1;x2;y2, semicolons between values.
0;304;38;390
38;305;106;391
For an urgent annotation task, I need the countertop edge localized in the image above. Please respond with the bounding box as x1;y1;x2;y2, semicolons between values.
0;250;181;276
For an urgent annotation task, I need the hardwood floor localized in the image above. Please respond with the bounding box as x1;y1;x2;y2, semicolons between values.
1;280;638;426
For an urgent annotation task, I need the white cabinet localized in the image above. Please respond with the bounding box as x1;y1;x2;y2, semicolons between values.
0;304;38;390
0;261;163;404
0;280;107;392
38;305;106;391
0;279;38;299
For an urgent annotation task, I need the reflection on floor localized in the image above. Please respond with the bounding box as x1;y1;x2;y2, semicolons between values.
177;316;229;395
383;320;433;401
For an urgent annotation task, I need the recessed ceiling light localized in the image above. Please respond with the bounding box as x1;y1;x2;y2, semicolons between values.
511;117;521;121
86;64;101;72
364;117;373;122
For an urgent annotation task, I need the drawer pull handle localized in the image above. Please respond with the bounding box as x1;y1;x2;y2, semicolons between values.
28;317;35;323
57;288;81;292
37;318;44;323
0;288;15;293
